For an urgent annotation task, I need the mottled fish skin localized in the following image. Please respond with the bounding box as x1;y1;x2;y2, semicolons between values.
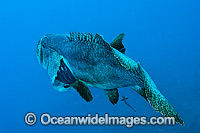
36;32;184;125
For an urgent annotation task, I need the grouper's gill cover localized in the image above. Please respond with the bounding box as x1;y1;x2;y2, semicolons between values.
55;58;76;84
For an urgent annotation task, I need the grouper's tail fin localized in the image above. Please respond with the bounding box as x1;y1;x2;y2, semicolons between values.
132;63;184;125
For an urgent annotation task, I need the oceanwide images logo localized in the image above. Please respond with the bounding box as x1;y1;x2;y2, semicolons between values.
24;112;176;127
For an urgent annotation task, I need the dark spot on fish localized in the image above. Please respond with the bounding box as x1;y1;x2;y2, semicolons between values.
64;85;70;88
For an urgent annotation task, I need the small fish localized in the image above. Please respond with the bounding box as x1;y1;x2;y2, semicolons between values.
36;32;184;125
121;96;136;112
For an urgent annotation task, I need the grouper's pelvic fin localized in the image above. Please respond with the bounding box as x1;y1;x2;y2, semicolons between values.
132;63;184;125
71;81;93;102
104;88;119;105
63;80;93;102
110;33;126;54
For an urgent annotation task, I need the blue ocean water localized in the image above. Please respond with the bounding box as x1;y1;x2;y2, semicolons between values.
0;0;199;132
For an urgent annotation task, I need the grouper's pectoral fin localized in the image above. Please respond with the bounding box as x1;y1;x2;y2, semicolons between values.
72;81;93;102
104;88;119;105
110;33;126;54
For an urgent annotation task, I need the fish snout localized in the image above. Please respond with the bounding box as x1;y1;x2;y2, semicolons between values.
36;36;48;65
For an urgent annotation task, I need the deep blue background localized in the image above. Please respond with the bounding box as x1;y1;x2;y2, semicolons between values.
0;0;199;132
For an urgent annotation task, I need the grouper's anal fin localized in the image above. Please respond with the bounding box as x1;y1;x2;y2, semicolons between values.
110;33;126;54
104;88;119;105
71;81;93;102
132;63;184;125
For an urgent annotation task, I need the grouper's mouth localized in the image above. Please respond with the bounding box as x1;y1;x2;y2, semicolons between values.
36;39;44;65
36;36;58;68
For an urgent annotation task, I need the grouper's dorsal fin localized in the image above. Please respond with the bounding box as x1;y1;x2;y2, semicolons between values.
72;81;93;102
68;32;110;46
69;32;94;43
104;88;119;105
94;33;106;44
110;33;126;54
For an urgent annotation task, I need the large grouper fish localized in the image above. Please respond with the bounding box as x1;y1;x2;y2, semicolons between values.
36;32;184;125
